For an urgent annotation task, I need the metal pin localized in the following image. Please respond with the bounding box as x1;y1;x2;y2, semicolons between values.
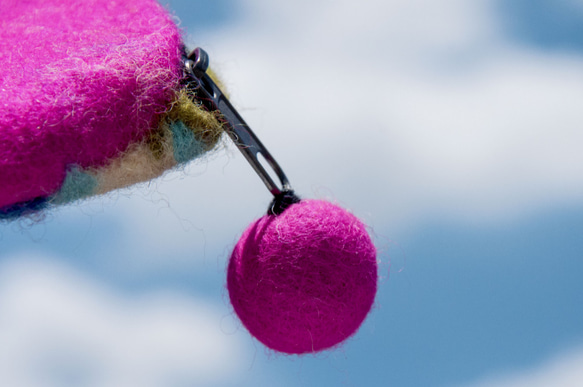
183;47;292;197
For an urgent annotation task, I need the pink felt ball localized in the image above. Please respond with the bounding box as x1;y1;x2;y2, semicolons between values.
227;199;377;354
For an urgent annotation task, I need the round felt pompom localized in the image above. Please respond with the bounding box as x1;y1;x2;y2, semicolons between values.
227;200;377;354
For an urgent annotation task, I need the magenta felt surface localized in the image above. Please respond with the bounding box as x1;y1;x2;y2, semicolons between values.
228;200;378;354
0;0;183;208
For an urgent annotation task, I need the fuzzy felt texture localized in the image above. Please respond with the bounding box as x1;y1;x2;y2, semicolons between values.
50;166;98;205
0;0;184;208
0;97;224;219
227;200;378;354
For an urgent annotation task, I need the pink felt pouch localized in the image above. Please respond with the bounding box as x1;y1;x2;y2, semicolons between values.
0;1;379;355
0;0;222;217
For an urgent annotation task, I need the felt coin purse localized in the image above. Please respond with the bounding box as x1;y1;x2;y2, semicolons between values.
0;0;378;355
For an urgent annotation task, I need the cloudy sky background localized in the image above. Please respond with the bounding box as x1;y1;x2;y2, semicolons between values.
2;0;583;386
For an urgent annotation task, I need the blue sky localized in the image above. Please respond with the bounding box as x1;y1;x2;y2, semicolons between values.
2;0;583;386
499;0;583;51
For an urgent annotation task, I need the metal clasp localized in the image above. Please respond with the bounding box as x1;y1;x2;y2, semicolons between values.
183;47;293;197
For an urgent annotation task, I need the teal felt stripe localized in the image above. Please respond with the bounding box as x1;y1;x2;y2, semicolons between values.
170;121;206;164
50;166;98;205
2;121;209;220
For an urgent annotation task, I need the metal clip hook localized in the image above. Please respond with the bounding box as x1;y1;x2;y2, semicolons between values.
183;47;293;198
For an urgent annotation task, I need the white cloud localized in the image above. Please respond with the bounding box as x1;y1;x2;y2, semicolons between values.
105;0;583;267
0;256;248;387
466;346;583;387
192;0;583;228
